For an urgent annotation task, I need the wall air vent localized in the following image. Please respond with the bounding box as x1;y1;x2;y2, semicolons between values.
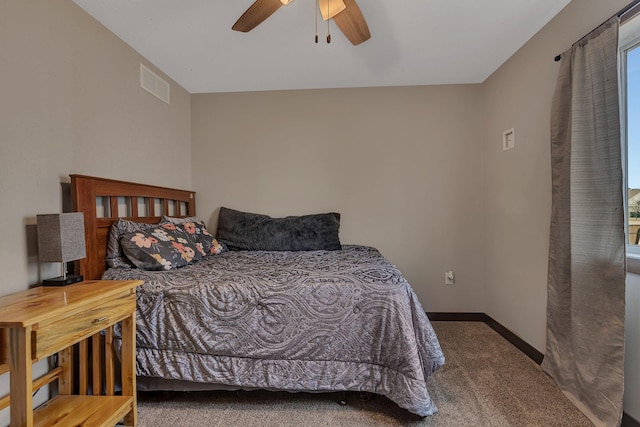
140;63;170;104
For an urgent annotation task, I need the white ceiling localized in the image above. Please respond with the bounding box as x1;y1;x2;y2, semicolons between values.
72;0;571;94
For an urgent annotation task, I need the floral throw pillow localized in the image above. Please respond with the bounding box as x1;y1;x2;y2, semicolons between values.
120;223;203;271
163;221;228;256
174;220;228;257
161;216;227;257
106;218;161;268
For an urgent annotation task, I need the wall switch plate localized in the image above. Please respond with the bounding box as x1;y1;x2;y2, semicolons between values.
503;128;515;151
445;270;455;285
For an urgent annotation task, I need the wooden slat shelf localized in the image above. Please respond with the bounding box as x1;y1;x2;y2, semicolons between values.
33;395;133;427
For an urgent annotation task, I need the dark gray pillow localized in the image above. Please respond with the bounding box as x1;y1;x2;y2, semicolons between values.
216;207;341;251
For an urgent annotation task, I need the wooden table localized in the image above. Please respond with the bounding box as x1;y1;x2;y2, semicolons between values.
0;280;142;427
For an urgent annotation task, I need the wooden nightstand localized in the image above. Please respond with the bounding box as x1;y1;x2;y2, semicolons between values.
0;280;142;427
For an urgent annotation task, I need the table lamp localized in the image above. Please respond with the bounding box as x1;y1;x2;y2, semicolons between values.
37;212;86;286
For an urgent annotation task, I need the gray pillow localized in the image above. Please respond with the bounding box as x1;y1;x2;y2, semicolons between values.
216;207;341;251
161;215;203;225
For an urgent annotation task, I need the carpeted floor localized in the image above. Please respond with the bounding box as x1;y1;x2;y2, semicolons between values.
135;322;593;426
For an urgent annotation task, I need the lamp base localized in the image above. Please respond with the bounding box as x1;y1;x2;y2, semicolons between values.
42;275;83;286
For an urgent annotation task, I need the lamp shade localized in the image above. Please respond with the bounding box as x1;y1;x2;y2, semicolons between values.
37;213;86;263
319;0;346;21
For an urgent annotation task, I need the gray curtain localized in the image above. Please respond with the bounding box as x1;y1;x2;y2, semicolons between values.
542;16;625;427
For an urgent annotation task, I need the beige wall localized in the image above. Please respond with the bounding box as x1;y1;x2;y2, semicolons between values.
0;0;192;295
0;2;192;423
626;273;640;421
482;0;639;420
191;86;486;312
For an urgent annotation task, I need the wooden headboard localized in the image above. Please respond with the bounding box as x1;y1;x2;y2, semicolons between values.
71;175;196;280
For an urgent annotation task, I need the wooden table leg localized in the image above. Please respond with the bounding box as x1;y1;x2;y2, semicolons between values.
121;314;137;426
10;326;33;427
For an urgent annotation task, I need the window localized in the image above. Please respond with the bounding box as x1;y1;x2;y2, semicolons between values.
621;14;640;258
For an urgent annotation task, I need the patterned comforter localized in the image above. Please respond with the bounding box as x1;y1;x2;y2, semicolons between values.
103;245;444;416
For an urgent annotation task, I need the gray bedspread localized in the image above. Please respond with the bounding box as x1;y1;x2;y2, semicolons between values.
103;245;444;416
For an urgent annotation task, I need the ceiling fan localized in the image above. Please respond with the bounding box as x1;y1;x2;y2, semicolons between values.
232;0;371;46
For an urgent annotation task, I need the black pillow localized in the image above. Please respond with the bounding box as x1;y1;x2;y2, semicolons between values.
216;207;341;251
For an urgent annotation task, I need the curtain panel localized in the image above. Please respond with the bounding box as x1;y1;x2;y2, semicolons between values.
542;16;625;427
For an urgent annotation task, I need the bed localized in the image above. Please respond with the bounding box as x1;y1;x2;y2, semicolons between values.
71;174;445;417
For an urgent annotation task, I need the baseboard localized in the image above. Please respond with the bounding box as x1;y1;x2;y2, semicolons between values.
623;412;640;427
483;315;544;365
427;312;544;364
428;312;639;425
426;312;486;322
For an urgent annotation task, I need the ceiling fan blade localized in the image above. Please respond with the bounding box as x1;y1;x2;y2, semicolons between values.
332;0;370;45
232;0;284;33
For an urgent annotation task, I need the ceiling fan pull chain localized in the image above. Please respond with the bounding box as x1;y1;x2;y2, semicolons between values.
326;0;331;43
315;0;319;43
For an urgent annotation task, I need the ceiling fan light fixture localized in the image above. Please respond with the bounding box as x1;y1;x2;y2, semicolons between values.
318;0;345;21
232;0;369;46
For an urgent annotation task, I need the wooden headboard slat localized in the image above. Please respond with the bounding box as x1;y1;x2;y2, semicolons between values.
131;196;139;218
109;197;119;219
71;175;196;281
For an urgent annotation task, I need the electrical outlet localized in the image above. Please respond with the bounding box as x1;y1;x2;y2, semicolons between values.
445;270;455;285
